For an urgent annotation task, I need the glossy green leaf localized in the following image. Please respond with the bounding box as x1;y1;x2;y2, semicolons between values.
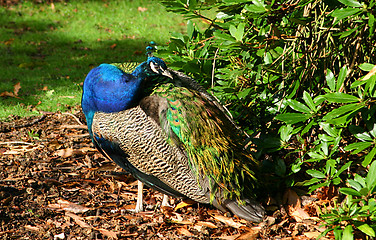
339;27;358;39
244;0;266;13
324;92;359;103
342;224;354;240
304;177;321;186
308;151;326;160
357;223;375;237
353;131;373;142
347;179;363;191
306;169;326;178
359;63;376;71
302;91;317;112
370;123;376;138
344;141;373;154
237;88;251;99
229;23;245;42
326;69;336;92
334;161;352;178
320;122;339;137
354;174;367;188
340;187;362;197
187;20;194;39
331;8;362;21
351;79;367;88
187;0;197;9
301;120;315;135
362;146;376;167
264;51;272;64
323;103;364;120
279;124;293;142
275;113;311;124
368;13;375;37
338;0;362;7
366;74;376;97
366;153;376;192
287;99;311;113
359;187;370;196
213;31;236;42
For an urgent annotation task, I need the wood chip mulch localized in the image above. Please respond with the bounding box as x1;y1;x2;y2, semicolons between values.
0;107;331;239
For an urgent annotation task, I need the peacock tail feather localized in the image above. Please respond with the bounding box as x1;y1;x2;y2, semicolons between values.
152;83;257;202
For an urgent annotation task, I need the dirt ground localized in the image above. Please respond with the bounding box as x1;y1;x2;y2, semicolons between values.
0;107;331;239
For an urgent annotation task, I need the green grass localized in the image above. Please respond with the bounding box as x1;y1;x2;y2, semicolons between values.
0;0;186;120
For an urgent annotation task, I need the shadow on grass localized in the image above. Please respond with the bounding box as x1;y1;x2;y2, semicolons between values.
0;1;169;119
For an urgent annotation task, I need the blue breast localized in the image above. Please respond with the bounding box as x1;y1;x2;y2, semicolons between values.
81;63;143;133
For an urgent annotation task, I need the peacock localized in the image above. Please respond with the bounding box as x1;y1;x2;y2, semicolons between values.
81;55;265;222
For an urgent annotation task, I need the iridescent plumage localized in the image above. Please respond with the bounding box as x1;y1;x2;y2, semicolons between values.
81;57;265;222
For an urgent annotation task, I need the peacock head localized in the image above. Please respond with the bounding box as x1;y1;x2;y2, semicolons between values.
82;63;144;120
145;57;173;79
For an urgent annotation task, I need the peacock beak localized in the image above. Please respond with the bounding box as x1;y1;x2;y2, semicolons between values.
161;69;173;79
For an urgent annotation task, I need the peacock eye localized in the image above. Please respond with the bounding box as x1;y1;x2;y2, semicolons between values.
149;61;159;74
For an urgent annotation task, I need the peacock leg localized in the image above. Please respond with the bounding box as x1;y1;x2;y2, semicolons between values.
134;180;144;213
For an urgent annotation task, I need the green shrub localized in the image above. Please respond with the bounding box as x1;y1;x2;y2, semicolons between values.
158;0;376;238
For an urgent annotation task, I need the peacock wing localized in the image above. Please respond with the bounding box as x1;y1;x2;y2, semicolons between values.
167;69;243;136
90;106;210;203
150;83;258;203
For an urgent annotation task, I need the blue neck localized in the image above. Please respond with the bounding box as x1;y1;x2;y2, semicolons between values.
132;61;148;78
81;63;144;134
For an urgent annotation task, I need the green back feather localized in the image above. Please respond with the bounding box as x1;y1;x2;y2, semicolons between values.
111;62;140;73
153;83;258;202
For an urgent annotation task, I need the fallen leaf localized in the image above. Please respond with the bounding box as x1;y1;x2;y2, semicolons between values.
24;225;40;231
138;6;147;12
303;231;322;239
196;221;218;228
283;189;311;222
48;199;90;214
289;206;311;222
213;215;245;229
54;148;74;158
13;82;21;96
237;227;260;240
176;227;193;237
96;228;118;239
59;125;88;129
174;200;194;211
3;38;14;45
0;82;21;99
65;212;92;228
110;43;117;49
54;233;65;240
216;233;241;240
0;91;16;98
170;213;193;225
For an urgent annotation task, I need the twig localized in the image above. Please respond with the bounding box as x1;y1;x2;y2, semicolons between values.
13;114;47;129
0;141;33;145
211;47;220;89
62;112;83;125
60;125;88;130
